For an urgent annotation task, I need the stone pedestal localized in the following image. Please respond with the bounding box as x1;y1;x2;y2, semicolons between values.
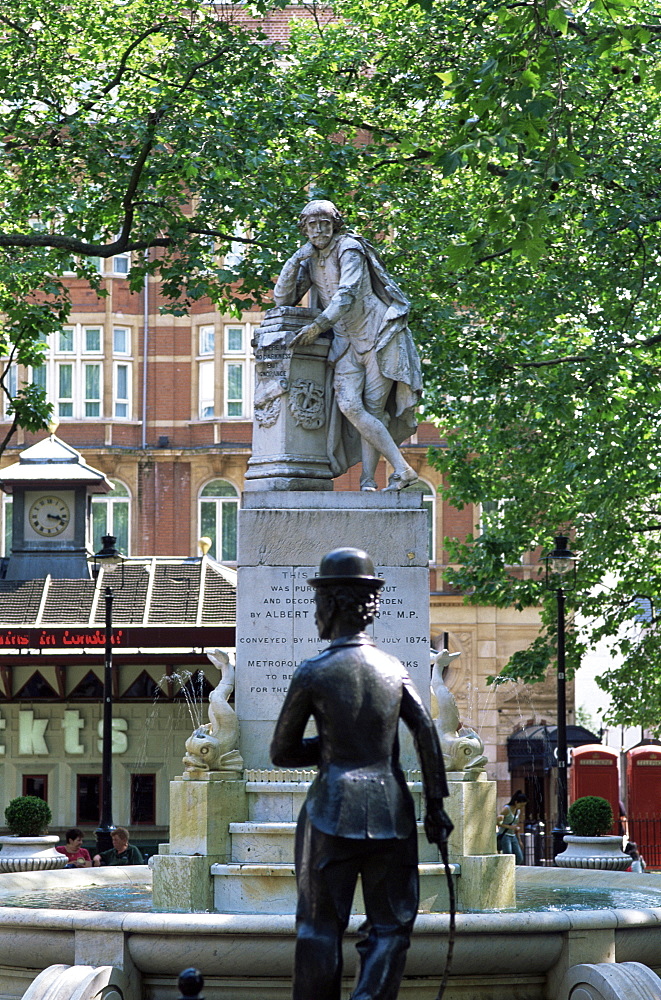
445;776;516;909
235;491;431;770
246;307;333;491
151;774;247;912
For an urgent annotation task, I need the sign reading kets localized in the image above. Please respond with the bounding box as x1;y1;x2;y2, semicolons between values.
0;709;128;756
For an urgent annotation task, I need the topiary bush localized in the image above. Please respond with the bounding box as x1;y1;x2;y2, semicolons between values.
4;795;52;837
567;795;614;837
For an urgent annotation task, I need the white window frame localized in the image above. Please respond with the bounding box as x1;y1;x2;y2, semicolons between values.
224;360;245;418
113;326;131;356
112;252;131;275
224;324;244;354
2;494;12;557
199;325;215;357
113;361;131;419
27;324;118;420
2;362;17;419
199;360;215;419
198;479;239;562
91;480;131;556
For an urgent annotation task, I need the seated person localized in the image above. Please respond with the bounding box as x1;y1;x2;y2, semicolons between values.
56;827;92;868
93;827;144;866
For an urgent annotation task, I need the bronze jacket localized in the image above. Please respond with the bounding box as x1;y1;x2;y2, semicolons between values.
270;633;448;840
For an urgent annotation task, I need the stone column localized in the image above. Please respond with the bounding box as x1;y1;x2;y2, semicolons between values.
245;306;333;491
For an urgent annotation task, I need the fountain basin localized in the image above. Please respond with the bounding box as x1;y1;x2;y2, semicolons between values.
0;866;661;1000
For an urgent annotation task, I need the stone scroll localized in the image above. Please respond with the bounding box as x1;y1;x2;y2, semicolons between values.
245;306;334;491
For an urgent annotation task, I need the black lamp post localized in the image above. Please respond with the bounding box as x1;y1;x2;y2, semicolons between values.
543;535;578;860
90;534;124;856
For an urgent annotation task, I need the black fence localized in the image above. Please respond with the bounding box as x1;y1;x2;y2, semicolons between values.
524;825;556;866
628;816;661;869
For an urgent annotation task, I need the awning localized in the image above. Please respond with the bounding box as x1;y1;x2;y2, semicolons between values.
507;724;602;772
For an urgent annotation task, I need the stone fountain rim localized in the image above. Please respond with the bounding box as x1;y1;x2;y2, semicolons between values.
0;865;658;937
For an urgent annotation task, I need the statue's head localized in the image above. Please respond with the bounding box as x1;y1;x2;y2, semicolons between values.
309;548;384;638
298;200;345;242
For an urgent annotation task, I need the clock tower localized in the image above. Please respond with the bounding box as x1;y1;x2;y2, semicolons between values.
0;428;111;579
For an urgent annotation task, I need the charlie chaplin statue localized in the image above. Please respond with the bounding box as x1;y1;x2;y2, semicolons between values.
271;547;453;1000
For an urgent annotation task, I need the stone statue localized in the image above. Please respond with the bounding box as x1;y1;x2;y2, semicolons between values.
431;648;487;775
182;648;244;775
271;547;453;1000
273;200;423;491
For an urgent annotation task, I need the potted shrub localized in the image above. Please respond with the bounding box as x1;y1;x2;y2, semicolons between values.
555;796;630;870
0;796;66;872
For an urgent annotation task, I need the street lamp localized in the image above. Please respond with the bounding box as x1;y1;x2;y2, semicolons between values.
543;534;578;859
90;534;125;855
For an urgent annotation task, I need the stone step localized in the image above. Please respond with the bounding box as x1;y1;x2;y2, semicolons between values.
244;777;424;824
210;861;459;915
229;820;441;864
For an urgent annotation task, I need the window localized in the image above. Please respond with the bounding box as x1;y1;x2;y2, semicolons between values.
112;252;130;275
76;774;101;825
2;362;17;418
3;495;12;556
57;363;74;417
225;325;244;353
84;363;101;416
199;479;239;561
59;328;74;353
84;327;102;353
225;362;244;417
91;480;130;555
199;325;215;356
131;773;156;825
199;360;215;419
223;324;251;417
23;774;47;800
114;362;130;418
25;324;137;420
113;327;130;355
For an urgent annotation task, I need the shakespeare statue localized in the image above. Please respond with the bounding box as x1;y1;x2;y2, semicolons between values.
273;200;423;491
271;548;453;1000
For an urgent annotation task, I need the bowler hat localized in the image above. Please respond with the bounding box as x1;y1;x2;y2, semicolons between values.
309;547;385;588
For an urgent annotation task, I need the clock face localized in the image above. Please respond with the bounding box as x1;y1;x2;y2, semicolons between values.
28;495;71;537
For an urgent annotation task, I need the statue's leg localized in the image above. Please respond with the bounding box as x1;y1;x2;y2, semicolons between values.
351;837;419;1000
334;355;416;486
294;809;357;1000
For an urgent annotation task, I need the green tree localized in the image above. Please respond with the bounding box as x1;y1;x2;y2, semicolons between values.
3;0;661;725
277;0;661;725
0;0;344;436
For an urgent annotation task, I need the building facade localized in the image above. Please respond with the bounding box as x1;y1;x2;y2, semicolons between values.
0;246;570;847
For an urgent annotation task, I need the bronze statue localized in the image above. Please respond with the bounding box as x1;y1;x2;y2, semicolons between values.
271;547;453;1000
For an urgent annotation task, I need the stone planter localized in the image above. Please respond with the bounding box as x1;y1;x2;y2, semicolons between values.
0;835;67;873
555;834;631;870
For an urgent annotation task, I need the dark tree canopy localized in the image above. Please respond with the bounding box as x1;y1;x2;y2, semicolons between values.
1;0;661;722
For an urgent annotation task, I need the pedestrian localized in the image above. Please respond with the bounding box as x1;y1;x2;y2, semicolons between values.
497;791;527;865
625;841;647;873
92;827;143;866
56;827;92;868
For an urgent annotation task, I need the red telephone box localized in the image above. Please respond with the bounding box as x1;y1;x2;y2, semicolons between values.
570;744;619;834
626;746;661;867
